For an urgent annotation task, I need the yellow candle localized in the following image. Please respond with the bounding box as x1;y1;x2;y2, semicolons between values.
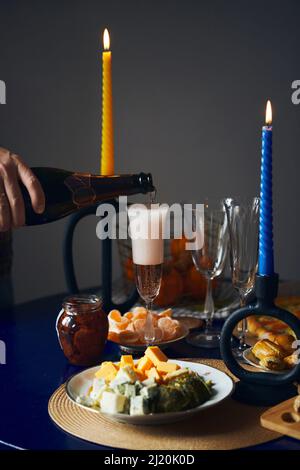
101;28;114;175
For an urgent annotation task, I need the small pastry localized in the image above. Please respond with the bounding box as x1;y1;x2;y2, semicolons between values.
273;334;295;356
247;316;259;335
293;395;300;414
259;356;285;371
252;339;284;361
256;327;271;339
247;314;299;346
260;331;277;342
284;353;298;369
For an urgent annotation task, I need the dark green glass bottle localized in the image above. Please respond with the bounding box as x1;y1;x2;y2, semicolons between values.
21;167;154;225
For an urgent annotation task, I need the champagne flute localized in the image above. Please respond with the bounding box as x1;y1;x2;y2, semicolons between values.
186;202;228;348
134;264;162;343
128;204;168;344
224;197;259;357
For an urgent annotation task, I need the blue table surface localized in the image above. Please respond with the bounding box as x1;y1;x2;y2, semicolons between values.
0;293;299;451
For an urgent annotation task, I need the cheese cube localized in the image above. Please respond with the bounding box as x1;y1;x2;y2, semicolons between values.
76;395;97;407
100;391;127;414
134;368;147;382
146;367;162;382
164;368;189;382
145;346;168;366
120;355;134;368
123;383;136;398
95;362;118;382
156;361;180;374
129;396;149;416
137;355;153;372
111;365;137;386
142;377;156;387
140;384;158;400
90;378;106;401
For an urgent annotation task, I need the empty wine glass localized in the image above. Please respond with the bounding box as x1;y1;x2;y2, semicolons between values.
224;197;260;358
128;203;168;344
186;202;228;348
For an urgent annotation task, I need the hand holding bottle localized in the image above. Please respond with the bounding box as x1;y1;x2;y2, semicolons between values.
0;147;154;228
0;147;45;231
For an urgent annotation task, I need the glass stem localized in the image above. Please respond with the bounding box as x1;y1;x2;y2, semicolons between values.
238;295;247;350
204;278;215;331
144;300;155;345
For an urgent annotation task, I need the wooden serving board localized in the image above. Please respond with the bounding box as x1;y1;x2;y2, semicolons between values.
261;397;300;440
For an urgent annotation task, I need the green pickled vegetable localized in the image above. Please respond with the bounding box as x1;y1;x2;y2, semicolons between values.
154;372;213;413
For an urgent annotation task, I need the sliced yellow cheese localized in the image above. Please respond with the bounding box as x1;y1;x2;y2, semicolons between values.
134;367;147;382
137;355;153;372
146;367;163;382
145;346;168;366
156;361;180;374
95;361;118;381
120;355;134;368
164;368;189;382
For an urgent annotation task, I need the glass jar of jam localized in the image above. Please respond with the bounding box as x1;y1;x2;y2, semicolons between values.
56;295;108;366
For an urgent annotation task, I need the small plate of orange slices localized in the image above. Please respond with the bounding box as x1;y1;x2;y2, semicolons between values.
107;307;189;352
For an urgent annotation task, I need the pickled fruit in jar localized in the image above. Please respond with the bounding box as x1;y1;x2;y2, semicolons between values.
56;295;108;366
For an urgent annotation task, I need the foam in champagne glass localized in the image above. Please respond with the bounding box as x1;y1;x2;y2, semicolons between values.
128;204;168;265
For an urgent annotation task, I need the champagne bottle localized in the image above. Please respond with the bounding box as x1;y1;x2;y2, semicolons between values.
21;167;154;225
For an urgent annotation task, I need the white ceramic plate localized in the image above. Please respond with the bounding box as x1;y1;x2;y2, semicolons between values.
66;360;234;425
243;348;286;374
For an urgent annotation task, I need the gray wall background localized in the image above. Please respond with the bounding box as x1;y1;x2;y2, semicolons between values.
0;0;299;304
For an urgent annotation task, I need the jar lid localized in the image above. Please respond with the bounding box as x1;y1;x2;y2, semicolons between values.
62;294;102;314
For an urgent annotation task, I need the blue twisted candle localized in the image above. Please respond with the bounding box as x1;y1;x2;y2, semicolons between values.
258;100;274;276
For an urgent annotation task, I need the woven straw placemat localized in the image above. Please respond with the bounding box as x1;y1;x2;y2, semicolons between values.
48;359;280;450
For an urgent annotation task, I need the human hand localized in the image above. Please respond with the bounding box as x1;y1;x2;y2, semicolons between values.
0;148;45;231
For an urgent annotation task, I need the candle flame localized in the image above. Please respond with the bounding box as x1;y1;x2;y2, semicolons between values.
103;28;110;51
265;100;272;125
